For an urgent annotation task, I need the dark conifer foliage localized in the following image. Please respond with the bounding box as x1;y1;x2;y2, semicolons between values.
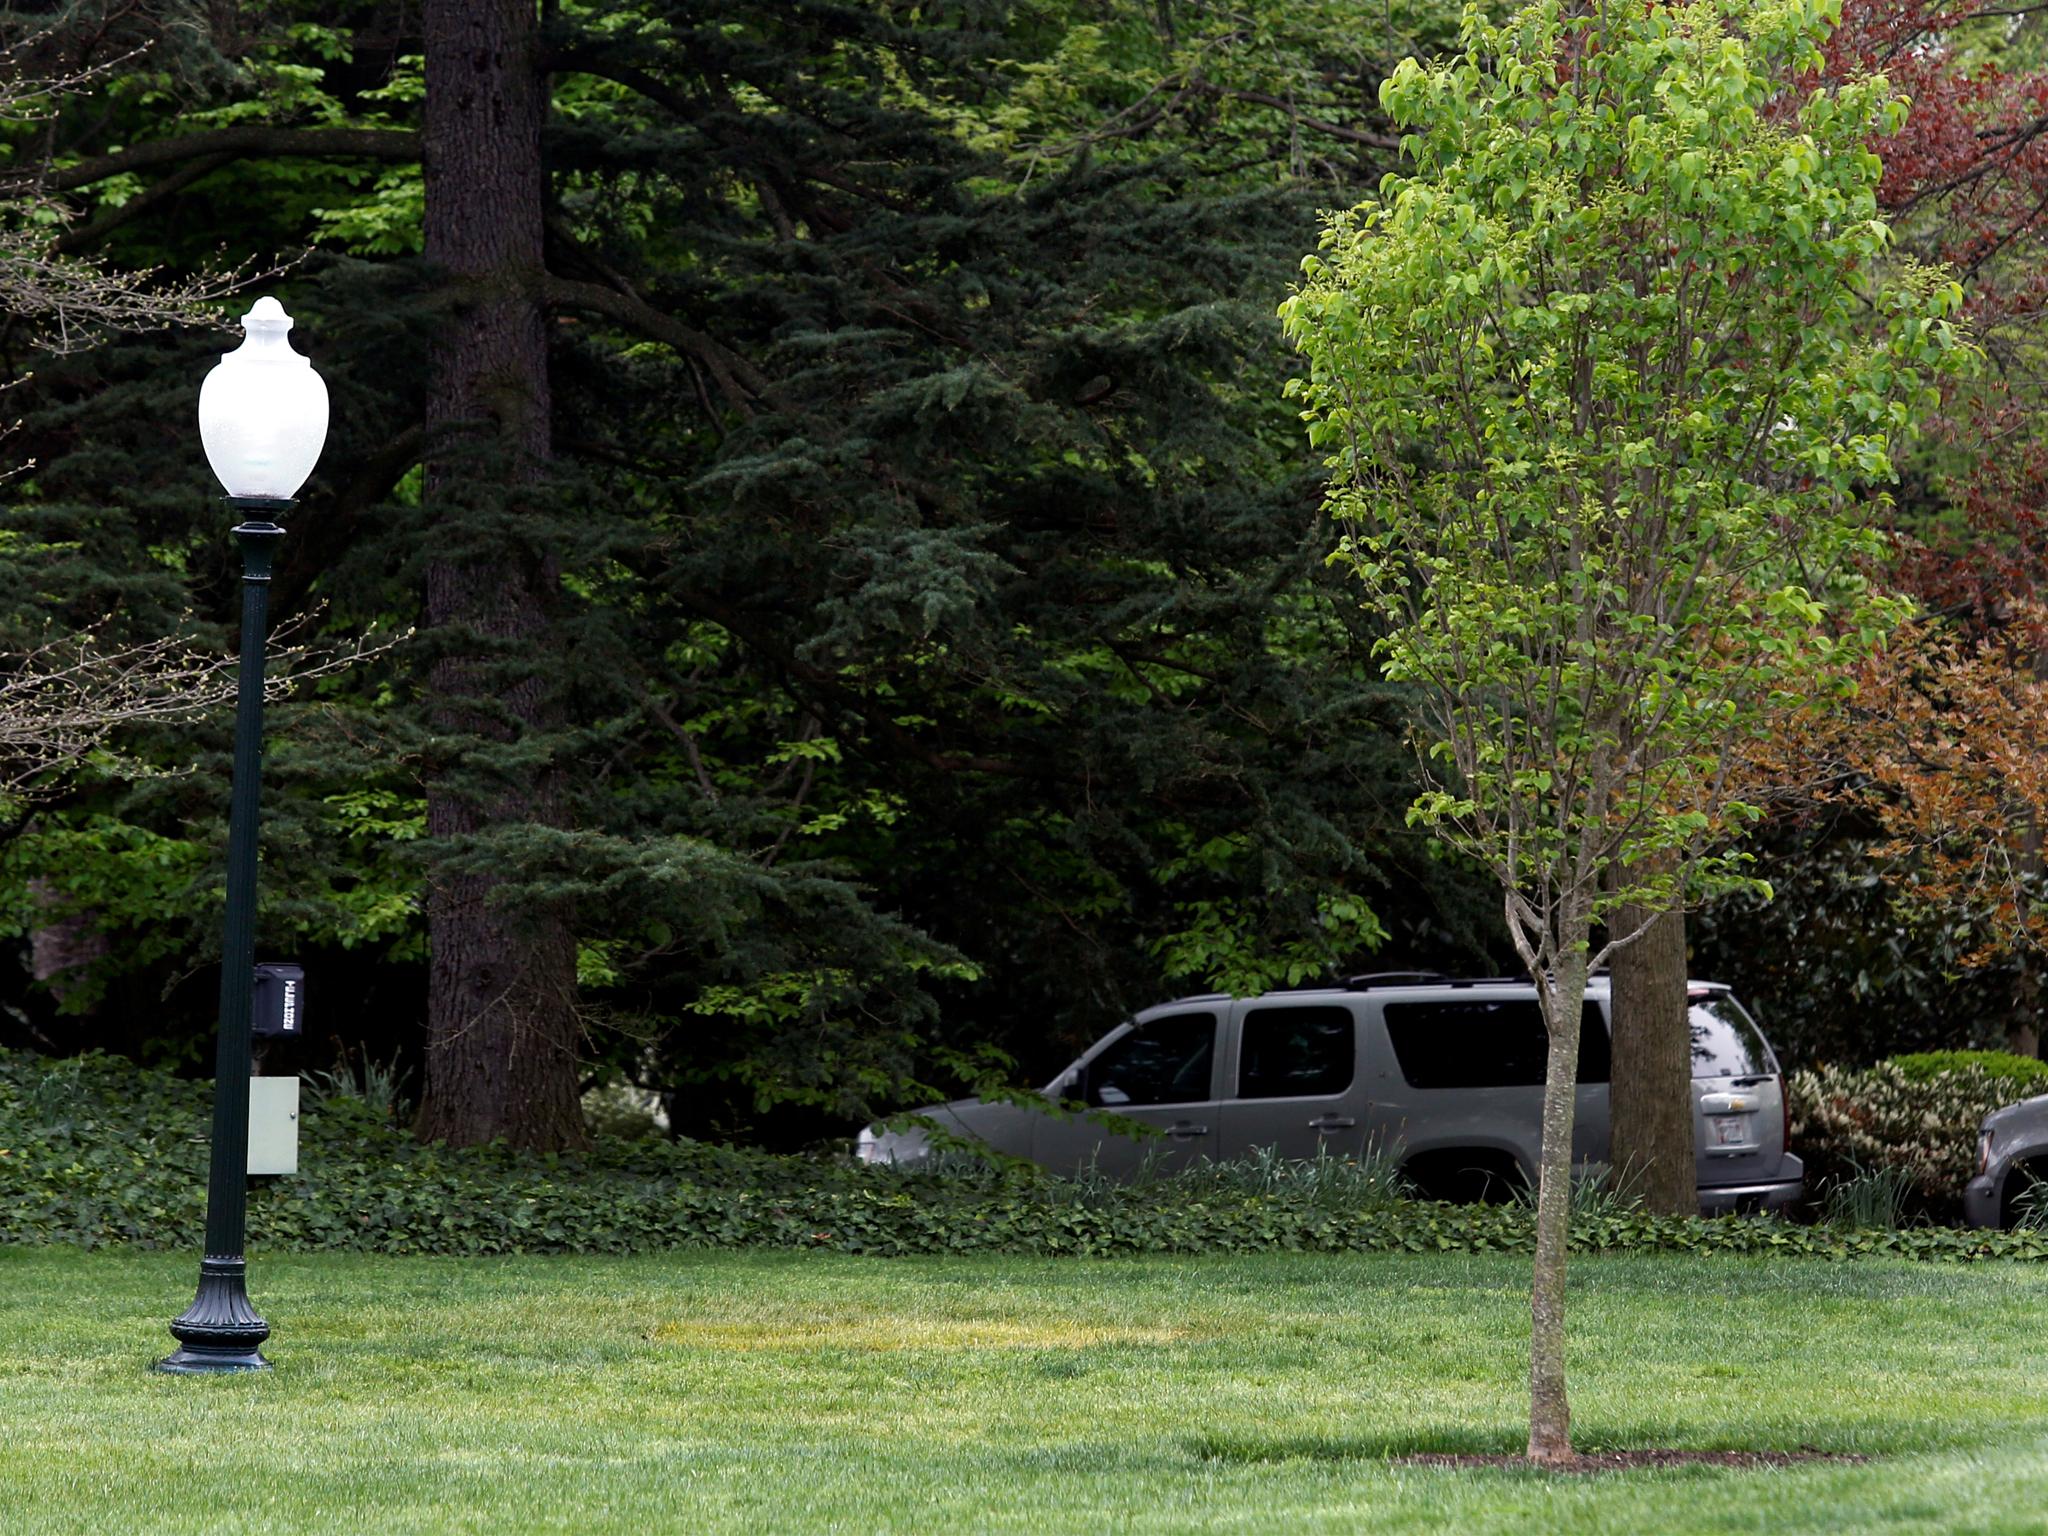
0;1;1497;1146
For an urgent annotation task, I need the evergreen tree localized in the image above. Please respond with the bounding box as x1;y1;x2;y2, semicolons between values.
2;1;1494;1145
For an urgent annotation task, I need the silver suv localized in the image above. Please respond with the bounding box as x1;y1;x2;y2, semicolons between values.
856;973;1804;1215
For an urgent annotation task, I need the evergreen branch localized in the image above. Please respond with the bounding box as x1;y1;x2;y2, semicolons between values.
40;126;421;193
538;273;766;413
336;423;428;522
542;45;699;123
272;421;432;618
544;49;907;222
268;425;427;620
641;691;721;803
1102;639;1228;688
1190;85;1401;153
664;585;1049;785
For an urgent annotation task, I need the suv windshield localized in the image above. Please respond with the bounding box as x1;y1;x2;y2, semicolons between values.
1690;994;1774;1079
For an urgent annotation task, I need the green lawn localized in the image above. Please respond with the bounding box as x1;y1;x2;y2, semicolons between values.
3;1247;2046;1533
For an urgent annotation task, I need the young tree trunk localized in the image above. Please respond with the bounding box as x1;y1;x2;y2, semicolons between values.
1608;855;1696;1215
413;0;587;1151
1528;931;1590;1466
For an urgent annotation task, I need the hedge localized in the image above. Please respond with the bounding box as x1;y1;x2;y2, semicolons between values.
6;1050;2047;1263
1889;1051;2048;1092
1789;1055;2048;1214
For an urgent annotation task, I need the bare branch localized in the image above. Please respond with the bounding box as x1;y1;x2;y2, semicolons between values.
0;224;264;352
0;618;407;802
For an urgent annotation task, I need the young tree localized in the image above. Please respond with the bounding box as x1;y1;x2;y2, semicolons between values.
1282;0;1966;1463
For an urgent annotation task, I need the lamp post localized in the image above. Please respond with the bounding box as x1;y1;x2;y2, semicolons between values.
157;296;329;1374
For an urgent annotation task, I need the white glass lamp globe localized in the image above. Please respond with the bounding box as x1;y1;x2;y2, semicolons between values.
197;297;330;500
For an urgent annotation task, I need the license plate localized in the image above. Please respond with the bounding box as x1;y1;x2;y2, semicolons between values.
1711;1115;1751;1148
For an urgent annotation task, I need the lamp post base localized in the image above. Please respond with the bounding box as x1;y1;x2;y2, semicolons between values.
156;1257;271;1374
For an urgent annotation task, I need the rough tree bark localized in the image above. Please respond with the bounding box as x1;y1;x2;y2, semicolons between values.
413;0;587;1150
2015;796;2042;1059
2010;963;2040;1060
27;878;106;1013
1608;853;1696;1216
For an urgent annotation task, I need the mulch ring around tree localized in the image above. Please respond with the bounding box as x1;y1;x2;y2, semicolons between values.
1398;1449;1868;1474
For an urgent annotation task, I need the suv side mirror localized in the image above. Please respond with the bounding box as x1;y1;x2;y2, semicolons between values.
1060;1064;1089;1104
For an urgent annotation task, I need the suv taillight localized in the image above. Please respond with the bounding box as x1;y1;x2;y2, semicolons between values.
1778;1074;1789;1151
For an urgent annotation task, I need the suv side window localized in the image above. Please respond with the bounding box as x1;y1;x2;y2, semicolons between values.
1689;994;1774;1078
1088;1012;1217;1106
1382;998;1610;1088
1238;1005;1355;1099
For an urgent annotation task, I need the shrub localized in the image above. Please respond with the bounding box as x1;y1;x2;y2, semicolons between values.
1889;1051;2048;1092
5;1049;2048;1263
1789;1057;2048;1217
580;1081;668;1141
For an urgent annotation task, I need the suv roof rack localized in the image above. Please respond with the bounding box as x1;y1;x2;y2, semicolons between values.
1344;971;1450;991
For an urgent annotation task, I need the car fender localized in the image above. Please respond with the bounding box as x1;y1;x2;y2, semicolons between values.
1975;1093;2048;1227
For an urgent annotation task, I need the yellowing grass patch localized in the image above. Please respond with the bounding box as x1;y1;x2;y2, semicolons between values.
649;1315;1194;1352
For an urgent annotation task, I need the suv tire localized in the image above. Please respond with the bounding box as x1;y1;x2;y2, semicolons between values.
1402;1148;1527;1204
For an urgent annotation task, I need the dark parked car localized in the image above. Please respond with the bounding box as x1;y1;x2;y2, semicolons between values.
857;973;1804;1214
1964;1096;2048;1228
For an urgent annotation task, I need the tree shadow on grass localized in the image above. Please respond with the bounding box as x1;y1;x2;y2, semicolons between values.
1189;1426;1514;1465
1188;1426;1871;1472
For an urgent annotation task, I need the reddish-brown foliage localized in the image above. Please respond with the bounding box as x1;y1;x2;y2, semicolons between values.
1750;5;2048;975
1759;614;2048;963
1825;3;2048;616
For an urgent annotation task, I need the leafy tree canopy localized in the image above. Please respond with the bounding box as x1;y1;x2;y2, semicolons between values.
1284;0;1969;960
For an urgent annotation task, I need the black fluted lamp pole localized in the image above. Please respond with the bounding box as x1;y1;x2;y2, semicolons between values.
158;296;329;1374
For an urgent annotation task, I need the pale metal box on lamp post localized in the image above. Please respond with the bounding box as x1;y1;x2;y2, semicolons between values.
248;963;306;1177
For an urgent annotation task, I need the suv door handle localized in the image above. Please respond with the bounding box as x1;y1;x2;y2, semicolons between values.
1309;1115;1358;1131
1165;1121;1209;1139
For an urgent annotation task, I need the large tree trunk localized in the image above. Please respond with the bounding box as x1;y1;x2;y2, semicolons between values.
2015;801;2042;1058
413;0;586;1150
28;877;107;1013
1528;927;1591;1466
2010;960;2040;1060
2017;660;2045;1058
1608;855;1696;1216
